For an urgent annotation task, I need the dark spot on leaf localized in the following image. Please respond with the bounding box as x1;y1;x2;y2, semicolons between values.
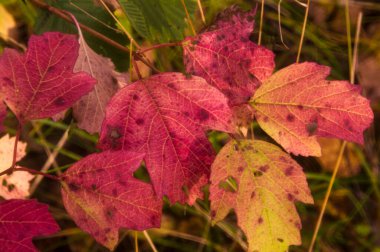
112;188;117;196
91;184;97;190
297;105;304;110
295;222;301;229
68;183;80;192
7;184;15;192
294;190;299;195
277;238;284;242
54;97;65;106
2;179;7;186
238;166;244;172
263;116;269;122
251;192;255;198
136;118;144;125
306;122;318;135
259;165;269;173
104;228;111;233
287;193;294;201
150;215;158;224
2;77;13;86
133;94;139;100
233;144;239;151
118;180;127;186
344;119;353;131
286;114;295;122
258;217;263;224
183;111;190;117
105;208;115;220
240;36;248;42
253;170;263;177
285;166;293;176
197;109;209;121
211;210;216;218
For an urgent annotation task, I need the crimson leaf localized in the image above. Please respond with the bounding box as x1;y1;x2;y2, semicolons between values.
99;73;233;204
0;199;60;252
61;151;161;250
0;32;96;123
183;6;275;106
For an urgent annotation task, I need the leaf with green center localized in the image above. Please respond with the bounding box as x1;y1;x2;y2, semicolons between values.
250;62;374;156
0;32;96;123
210;139;313;252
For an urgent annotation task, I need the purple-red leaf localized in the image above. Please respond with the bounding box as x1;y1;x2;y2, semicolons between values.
183;6;275;106
210;140;313;252
61;151;161;250
0;199;60;252
251;62;374;156
99;73;233;204
0;32;96;123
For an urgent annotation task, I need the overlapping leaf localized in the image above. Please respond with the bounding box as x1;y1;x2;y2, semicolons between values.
0;134;33;199
183;6;275;106
72;38;120;133
210;140;313;252
61;151;161;250
0;199;60;251
0;32;96;122
251;62;374;156
99;73;233;204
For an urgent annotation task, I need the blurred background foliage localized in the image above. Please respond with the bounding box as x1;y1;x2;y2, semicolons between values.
0;0;379;251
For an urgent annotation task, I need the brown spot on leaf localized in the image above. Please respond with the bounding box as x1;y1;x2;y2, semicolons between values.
258;217;263;224
286;114;295;122
287;193;294;201
91;184;97;190
136;118;144;125
68;183;80;192
197;109;210;121
253;170;263;177
277;238;284;242
306;121;318;135
54;97;65;106
285;166;293;176
259;165;269;173
133;94;139;100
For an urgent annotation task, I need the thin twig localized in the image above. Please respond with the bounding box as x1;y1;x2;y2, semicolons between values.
181;0;196;35
308;141;347;252
143;231;158;252
277;0;289;49
29;126;70;194
258;0;264;45
351;12;362;83
196;0;206;24
134;231;139;252
98;0;140;49
296;0;310;63
345;0;353;74
138;42;182;54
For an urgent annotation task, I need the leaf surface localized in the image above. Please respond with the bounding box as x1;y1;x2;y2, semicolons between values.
183;6;275;106
0;102;6;132
72;38;120;133
210;140;313;252
251;62;374;156
0;32;96;122
61;151;161;250
0;199;60;252
0;134;33;199
99;73;233;203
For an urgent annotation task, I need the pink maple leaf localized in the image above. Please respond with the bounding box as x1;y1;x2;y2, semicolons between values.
99;73;233;204
0;32;96;123
0;199;60;252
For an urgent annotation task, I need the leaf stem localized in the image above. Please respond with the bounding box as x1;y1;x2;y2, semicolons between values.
308;141;347;252
11;123;22;170
15;166;61;181
196;0;206;24
143;230;158;252
296;0;310;63
134;231;139;252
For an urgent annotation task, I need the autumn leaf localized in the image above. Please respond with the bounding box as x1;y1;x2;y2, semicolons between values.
210;139;313;252
0;32;96;123
183;5;275;106
69;37;120;133
250;62;374;156
0;134;33;199
99;73;233;204
0;199;60;251
61;151;161;250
